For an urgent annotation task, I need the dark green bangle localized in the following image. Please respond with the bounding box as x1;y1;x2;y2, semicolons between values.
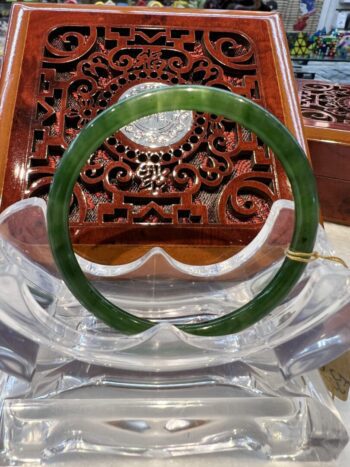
47;86;319;337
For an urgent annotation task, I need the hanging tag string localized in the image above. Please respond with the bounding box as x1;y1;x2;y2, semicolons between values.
286;249;348;269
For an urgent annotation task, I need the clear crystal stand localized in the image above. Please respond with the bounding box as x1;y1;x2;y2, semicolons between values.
0;198;349;464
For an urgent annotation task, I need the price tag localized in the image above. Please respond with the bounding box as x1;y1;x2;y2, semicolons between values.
320;352;350;401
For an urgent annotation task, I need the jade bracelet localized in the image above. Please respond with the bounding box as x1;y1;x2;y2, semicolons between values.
47;86;319;336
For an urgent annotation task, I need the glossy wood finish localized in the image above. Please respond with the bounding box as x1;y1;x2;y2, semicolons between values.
310;141;350;226
299;80;350;226
0;5;306;264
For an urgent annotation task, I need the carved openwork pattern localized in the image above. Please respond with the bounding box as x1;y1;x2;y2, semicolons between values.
300;81;350;125
28;25;277;227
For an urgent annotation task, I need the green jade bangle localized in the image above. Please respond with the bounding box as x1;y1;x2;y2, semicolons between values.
47;86;319;337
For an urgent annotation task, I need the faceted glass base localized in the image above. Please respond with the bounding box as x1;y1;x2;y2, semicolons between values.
0;369;347;464
0;199;349;464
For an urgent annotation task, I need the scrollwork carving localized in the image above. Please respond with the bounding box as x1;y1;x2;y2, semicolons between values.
44;26;97;64
219;172;277;224
300;81;350;125
202;31;256;70
25;23;280;231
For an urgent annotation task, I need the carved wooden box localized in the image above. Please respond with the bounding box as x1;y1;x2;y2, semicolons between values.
0;4;306;264
299;80;350;226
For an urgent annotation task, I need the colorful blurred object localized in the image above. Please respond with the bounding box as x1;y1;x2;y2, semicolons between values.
148;0;164;6
289;29;350;60
173;0;189;6
300;0;315;15
291;33;309;56
338;34;350;59
293;0;316;32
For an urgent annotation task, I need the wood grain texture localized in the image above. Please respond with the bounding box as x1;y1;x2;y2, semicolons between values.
0;5;305;264
315;175;350;226
299;80;350;225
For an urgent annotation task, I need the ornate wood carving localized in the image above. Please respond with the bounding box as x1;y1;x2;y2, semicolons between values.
300;81;350;126
0;6;304;263
299;80;350;227
299;79;350;146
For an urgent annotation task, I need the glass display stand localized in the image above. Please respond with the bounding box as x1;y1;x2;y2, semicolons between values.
0;5;349;464
0;198;349;464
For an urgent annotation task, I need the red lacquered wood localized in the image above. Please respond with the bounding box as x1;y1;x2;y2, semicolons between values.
0;5;306;264
315;175;350;226
299;80;350;225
